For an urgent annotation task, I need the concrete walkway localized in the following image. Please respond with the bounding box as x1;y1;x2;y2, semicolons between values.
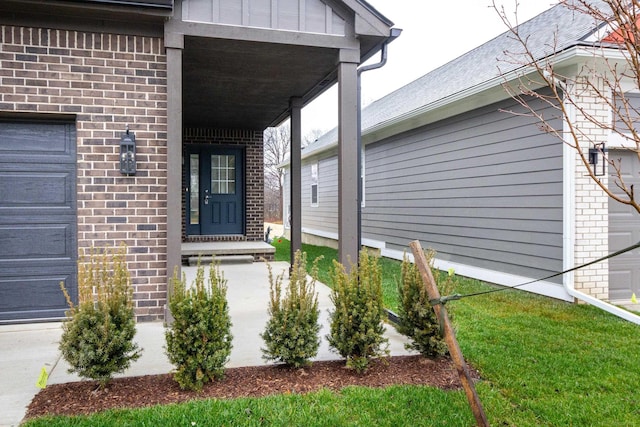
0;261;414;427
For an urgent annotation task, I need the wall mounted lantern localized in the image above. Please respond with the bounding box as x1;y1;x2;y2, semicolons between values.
120;126;136;175
588;142;607;177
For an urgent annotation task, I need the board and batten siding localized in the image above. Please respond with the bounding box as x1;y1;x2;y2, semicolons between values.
182;0;347;35
363;96;564;282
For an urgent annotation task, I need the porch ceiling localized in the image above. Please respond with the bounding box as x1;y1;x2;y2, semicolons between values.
183;36;340;130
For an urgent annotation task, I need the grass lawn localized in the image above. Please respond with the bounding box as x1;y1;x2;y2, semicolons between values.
24;240;640;426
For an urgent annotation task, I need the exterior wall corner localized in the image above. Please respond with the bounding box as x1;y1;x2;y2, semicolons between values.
568;75;610;299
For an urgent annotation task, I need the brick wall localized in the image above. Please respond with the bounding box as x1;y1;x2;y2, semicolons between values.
569;76;610;300
182;128;264;242
0;25;168;321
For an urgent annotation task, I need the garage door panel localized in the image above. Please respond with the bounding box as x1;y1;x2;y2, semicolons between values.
0;225;73;260
0;276;71;310
0;171;74;207
609;230;633;250
0;269;76;322
0;121;76;323
609;201;636;217
0;122;73;157
609;271;632;300
609;149;640;298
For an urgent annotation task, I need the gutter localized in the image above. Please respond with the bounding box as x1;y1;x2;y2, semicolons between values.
356;28;402;253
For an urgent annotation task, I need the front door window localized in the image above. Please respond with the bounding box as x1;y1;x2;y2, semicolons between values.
211;155;235;194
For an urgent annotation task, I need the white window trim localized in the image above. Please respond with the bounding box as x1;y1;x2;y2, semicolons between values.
360;147;366;208
310;162;319;207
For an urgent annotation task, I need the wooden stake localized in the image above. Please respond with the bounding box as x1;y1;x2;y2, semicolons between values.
409;240;490;427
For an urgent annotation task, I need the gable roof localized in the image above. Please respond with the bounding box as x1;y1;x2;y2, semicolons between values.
301;1;609;159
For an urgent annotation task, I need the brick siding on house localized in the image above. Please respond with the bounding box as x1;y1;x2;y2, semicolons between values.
0;25;168;321
570;76;610;300
182;128;265;243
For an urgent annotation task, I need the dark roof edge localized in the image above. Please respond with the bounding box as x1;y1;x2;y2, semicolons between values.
355;0;394;27
66;0;172;8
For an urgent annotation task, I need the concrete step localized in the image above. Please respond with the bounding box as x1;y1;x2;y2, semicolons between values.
188;255;254;266
181;241;275;265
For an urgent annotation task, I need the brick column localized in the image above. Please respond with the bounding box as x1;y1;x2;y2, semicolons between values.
568;75;610;299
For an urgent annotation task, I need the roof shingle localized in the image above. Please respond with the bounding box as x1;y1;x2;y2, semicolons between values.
303;1;606;157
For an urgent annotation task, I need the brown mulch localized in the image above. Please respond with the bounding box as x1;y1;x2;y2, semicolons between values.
26;355;479;420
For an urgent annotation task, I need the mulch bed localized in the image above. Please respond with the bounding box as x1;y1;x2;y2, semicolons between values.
26;355;479;419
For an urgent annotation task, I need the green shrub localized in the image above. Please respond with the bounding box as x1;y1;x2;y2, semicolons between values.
59;244;141;387
260;250;321;367
327;250;389;373
165;261;233;391
396;252;447;357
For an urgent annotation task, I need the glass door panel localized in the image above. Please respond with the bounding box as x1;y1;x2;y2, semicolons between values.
189;154;199;225
211;154;236;194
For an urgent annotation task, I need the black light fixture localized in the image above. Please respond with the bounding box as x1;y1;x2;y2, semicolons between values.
588;142;607;176
119;125;136;175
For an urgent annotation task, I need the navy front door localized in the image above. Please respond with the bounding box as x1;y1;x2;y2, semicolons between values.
186;147;244;235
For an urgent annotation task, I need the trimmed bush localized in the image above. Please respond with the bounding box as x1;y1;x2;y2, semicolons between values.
165;261;233;391
59;244;141;387
260;250;321;367
396;252;448;357
327;250;389;373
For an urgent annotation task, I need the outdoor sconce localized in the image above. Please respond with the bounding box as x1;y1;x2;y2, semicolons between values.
588;142;607;177
120;126;136;176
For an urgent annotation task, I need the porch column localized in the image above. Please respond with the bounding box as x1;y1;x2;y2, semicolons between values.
165;40;183;313
337;50;360;267
290;97;303;261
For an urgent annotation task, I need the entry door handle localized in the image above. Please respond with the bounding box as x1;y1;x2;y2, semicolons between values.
204;189;211;205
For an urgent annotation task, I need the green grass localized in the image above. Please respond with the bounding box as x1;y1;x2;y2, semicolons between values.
24;386;476;427
24;240;640;426
271;238;401;310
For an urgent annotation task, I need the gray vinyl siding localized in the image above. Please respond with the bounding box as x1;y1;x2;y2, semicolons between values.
363;96;564;282
301;154;339;235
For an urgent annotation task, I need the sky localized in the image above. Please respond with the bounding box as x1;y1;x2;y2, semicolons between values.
300;0;560;137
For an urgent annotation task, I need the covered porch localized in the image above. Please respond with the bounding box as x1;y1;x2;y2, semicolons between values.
164;0;398;296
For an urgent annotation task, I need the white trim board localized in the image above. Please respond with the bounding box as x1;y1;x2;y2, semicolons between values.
300;228;574;302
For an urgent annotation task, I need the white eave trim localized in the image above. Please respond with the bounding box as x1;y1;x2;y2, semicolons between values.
295;45;626;165
363;45;618;142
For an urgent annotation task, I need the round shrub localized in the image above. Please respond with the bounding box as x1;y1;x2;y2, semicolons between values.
59;245;141;387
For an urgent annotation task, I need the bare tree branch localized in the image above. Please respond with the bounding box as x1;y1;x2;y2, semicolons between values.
494;0;640;214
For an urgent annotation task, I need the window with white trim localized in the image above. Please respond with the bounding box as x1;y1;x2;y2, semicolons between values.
311;162;318;207
360;147;366;208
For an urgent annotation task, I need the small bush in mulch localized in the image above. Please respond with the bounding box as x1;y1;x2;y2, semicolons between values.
165;261;233;391
261;250;322;368
59;244;141;388
396;251;448;358
327;249;389;373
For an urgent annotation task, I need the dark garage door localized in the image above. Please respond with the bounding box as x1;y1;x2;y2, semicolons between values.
609;149;640;301
0;121;77;323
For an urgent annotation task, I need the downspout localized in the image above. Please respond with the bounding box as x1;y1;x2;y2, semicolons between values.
356;29;402;252
554;71;640;325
